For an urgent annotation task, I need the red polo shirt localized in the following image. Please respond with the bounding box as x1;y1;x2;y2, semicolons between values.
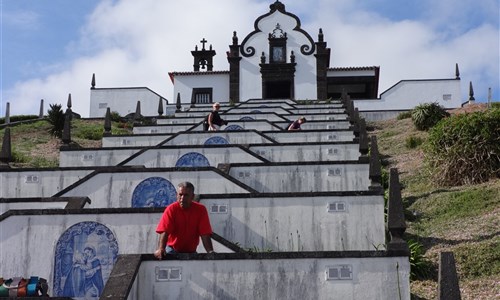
156;201;213;253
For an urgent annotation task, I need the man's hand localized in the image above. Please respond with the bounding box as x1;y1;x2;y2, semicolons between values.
154;248;164;260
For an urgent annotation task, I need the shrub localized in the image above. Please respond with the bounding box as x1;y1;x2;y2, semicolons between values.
74;126;103;140
411;102;450;131
47;104;65;138
110;111;122;122
0;115;39;124
405;136;423;149
408;239;433;280
11;149;29;163
424;108;500;186
397;111;412;120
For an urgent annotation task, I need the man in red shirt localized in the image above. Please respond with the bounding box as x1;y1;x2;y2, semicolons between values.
154;181;214;257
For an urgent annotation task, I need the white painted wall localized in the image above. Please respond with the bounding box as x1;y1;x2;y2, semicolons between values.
248;143;361;162
89;88;171;118
58;170;253;208
123;147;264;168
354;79;462;111
101;134;173;147
228;163;370;193
160;131;276;146
0;212;233;293
281;113;348;121
0;200;67;214
205;194;385;251
0;169;94;198
59;148;141;167
274;120;352;130
172;73;229;104
133;124;195;134
264;130;355;143
132;256;410;300
157;117;205;124
239;10;318;101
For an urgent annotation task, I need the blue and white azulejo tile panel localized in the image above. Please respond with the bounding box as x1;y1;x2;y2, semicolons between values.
225;125;244;131
131;177;177;208
175;152;210;167
204;136;229;145
53;221;119;299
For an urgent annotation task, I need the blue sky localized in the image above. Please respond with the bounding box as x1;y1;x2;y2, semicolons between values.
1;0;499;116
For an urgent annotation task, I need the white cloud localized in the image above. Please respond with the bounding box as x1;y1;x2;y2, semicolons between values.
2;0;498;117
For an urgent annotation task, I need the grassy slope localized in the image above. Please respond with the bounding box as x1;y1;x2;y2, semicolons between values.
1;117;498;299
371;117;499;300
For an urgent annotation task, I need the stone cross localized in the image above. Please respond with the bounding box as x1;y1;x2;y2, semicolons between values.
200;38;207;50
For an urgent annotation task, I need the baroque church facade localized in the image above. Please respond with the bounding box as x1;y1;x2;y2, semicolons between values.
90;0;461;120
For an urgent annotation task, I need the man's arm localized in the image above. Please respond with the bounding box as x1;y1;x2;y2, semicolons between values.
201;234;214;253
154;232;168;259
208;113;216;130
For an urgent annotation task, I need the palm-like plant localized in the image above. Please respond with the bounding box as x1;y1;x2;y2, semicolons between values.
47;104;65;138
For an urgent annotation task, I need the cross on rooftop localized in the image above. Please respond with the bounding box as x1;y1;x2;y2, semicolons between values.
200;38;207;50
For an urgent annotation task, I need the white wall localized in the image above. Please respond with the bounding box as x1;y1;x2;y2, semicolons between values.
239;10;318;101
132;256;410;300
102;134;173;147
354;79;462;111
0;200;67;215
0;212;233;293
0;169;94;198
160;131;276;146
228;163;370;193
205;194;385;251
248;143;361;162
58;170;253;208
59;148;141;167
172;73;229;104
89;88;171;118
123;147;264;168
264;130;355;143
133;124;196;134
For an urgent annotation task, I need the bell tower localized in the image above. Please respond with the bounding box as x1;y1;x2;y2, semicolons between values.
191;38;216;71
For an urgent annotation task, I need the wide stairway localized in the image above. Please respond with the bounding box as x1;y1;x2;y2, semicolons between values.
0;95;412;299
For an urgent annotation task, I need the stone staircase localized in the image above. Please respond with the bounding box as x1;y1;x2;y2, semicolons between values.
0;96;461;299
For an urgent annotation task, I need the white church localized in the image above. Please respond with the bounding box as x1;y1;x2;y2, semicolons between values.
89;0;462;121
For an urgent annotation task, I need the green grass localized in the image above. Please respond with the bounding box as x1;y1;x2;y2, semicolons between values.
414;188;499;221
454;239;500;279
372;115;500;299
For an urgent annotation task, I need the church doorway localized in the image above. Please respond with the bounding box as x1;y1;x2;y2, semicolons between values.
264;80;292;99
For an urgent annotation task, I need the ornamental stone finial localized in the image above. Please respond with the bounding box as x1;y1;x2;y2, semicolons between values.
468;81;475;102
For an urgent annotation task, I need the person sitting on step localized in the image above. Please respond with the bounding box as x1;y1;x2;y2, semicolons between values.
154;181;214;257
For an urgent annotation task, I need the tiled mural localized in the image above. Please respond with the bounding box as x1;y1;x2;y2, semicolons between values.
131;177;177;208
53;221;118;299
175;152;210;167
225;125;244;131
204;136;229;145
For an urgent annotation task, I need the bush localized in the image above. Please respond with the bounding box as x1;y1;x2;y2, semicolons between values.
0;115;39;125
397;111;412;120
110;111;122;122
425;108;500;186
74;126;103;140
411;102;450;131
408;239;433;280
47;104;65;138
405;136;423;149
